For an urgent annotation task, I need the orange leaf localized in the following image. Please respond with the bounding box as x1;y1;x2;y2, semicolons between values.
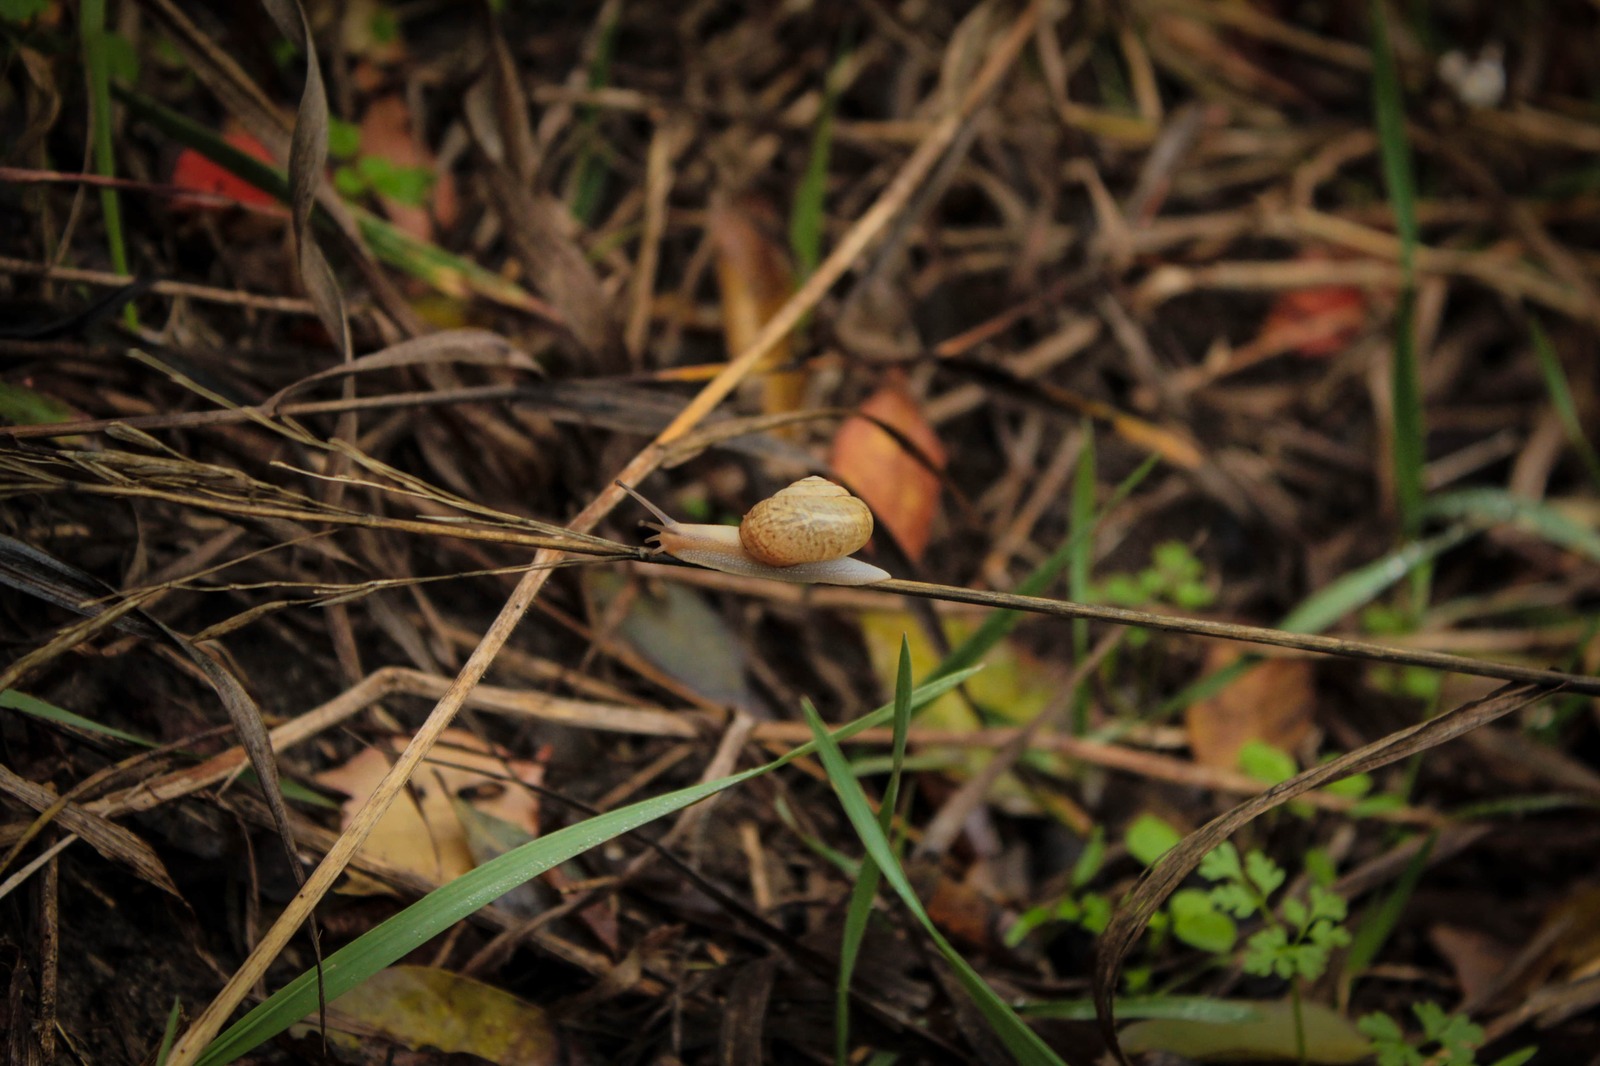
1258;283;1368;358
1184;646;1315;771
710;194;804;416
830;374;946;562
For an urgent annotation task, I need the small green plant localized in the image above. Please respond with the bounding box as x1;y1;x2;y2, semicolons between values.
1093;541;1215;613
1362;603;1445;700
1089;541;1215;652
1005;828;1113;944
1359;1003;1535;1066
1152;840;1353;978
328;117;434;206
1009;815;1540;1064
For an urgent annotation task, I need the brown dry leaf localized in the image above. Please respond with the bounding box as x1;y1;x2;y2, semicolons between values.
1428;924;1512;1005
1185;647;1316;770
317;964;557;1064
1540;884;1600;980
358;94;458;241
313;729;541;890
830;374;946;562
910;860;998;953
710;194;805;418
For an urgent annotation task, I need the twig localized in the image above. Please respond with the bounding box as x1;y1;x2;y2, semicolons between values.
874;578;1600;695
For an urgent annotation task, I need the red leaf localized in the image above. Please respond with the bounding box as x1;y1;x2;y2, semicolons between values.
168;126;280;210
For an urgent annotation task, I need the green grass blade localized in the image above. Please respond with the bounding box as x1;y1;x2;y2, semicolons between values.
882;639;914;821
936;454;1157;681
1390;290;1426;540
81;0;135;325
834;640;914;1063
1487;1048;1539;1066
1370;1;1419;279
834;838;884;1065
1339;831;1435;1005
155;997;183;1065
1275;526;1473;633
803;699;1069;1066
194;667;979;1066
1068;422;1097;732
0;382;82;426
791;41;846;280
114;86;549;316
1157;526;1469;716
1423;487;1600;564
0;689;330;807
566;5;619;225
1020;996;1262;1023
1448;793;1600;819
774;795;859;875
1370;0;1424;537
2;689;155;747
1529;318;1600;490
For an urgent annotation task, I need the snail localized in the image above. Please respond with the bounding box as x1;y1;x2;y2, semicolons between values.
618;476;890;586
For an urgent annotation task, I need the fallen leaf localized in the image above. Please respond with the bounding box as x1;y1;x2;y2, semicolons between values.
910;859;998;952
1121;997;1370;1063
1428;924;1512;1005
1185;646;1316;771
587;570;763;716
316;964;557;1065
168;123;280;210
313;729;541;890
1260;285;1368;358
1254;250;1370;358
830;373;946;562
356;93;458;240
710;194;804;419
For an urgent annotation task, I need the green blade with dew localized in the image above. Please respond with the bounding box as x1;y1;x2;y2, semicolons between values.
1423;488;1600;565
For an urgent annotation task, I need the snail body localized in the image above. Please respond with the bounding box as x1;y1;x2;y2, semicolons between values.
619;476;890;586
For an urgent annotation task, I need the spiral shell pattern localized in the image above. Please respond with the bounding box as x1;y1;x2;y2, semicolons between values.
739;477;873;567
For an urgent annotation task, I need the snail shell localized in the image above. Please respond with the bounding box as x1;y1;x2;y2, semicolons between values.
739;476;873;567
618;477;889;586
